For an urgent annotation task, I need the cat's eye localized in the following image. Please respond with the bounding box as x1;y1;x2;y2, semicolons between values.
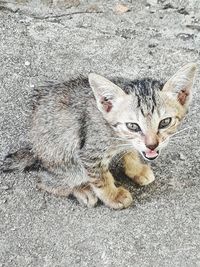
159;117;172;129
126;123;141;132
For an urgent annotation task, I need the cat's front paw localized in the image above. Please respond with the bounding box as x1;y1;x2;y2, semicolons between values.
98;186;133;210
134;166;155;186
109;187;133;209
91;173;133;209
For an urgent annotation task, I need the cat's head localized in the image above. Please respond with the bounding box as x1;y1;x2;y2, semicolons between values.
89;63;197;161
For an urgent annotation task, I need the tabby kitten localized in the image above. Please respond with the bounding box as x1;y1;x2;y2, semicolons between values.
3;63;197;209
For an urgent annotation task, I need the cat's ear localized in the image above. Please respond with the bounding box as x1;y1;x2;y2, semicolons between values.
88;73;126;113
162;63;197;106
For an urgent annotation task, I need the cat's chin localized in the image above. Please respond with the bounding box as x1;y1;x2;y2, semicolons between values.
141;151;159;161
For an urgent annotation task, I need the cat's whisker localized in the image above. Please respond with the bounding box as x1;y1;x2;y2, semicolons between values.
115;150;133;166
169;137;191;144
113;144;136;150
109;136;125;140
95;143;133;151
170;135;191;140
109;137;133;142
109;138;130;142
170;126;192;138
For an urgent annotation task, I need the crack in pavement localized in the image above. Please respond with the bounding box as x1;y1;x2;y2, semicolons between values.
0;5;103;20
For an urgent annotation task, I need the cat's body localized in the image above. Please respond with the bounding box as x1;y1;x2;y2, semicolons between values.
2;63;197;209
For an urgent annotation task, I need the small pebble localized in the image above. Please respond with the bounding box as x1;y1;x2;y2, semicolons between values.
179;153;186;161
114;3;130;14
25;61;30;66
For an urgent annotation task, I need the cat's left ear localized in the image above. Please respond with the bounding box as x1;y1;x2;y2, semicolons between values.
162;63;197;106
88;73;126;114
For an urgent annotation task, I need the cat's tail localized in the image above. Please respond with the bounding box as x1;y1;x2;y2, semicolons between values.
0;146;40;173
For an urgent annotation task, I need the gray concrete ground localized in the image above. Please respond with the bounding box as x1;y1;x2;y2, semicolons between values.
0;0;200;266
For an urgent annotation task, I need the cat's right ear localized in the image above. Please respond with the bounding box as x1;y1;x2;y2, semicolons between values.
162;63;197;106
88;73;126;113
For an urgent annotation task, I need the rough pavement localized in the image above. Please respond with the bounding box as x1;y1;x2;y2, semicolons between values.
0;0;200;266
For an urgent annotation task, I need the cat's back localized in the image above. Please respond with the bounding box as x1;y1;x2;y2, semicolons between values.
32;75;93;112
30;76;95;160
30;76;93;142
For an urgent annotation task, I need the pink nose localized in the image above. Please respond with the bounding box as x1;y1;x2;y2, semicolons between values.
146;142;159;151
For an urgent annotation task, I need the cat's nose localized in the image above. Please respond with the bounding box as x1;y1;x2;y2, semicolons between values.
146;142;159;151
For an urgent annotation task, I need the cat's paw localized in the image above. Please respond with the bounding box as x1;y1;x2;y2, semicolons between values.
73;184;98;208
134;166;155;186
91;173;133;209
103;187;133;210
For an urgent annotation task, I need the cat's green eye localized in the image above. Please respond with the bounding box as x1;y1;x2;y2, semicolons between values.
126;123;141;132
159;117;172;129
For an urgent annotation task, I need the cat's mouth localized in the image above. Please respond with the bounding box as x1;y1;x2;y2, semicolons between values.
142;150;159;161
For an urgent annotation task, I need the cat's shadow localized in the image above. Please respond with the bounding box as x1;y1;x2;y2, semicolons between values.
111;163;175;205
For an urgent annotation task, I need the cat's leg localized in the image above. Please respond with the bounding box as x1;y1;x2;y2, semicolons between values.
91;171;133;209
36;163;98;208
123;152;155;186
38;180;98;208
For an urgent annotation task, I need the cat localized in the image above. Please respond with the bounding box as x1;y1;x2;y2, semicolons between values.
2;63;197;209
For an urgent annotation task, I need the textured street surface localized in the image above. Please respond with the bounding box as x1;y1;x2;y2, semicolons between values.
0;0;200;266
